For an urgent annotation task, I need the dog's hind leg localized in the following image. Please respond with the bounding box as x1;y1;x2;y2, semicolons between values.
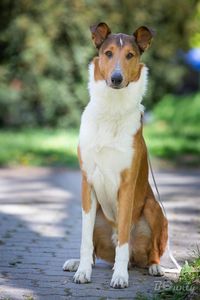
93;206;115;264
130;216;151;268
63;259;80;272
143;184;168;276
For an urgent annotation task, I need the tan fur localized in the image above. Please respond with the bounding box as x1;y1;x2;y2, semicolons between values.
78;145;91;213
93;57;104;81
130;217;151;267
79;24;167;269
143;184;168;264
97;40;142;85
90;22;111;49
91;23;154;86
92;125;168;267
93;207;115;263
117;126;149;246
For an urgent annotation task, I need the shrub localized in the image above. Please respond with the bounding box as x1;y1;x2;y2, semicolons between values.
153;93;200;136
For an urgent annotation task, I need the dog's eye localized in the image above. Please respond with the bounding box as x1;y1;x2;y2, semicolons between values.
126;52;135;59
105;51;113;58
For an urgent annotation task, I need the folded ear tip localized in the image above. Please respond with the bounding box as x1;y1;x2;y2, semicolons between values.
90;24;97;33
134;26;156;37
149;27;156;36
89;22;110;32
89;22;111;48
143;26;156;37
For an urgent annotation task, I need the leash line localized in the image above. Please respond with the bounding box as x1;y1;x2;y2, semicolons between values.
147;154;182;273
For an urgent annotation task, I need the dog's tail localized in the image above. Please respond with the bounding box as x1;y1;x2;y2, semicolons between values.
148;155;182;274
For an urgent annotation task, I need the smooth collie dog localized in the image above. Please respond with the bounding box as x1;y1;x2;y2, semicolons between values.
63;22;168;288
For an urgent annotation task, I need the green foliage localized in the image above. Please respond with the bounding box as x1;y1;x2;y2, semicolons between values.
156;249;200;300
153;93;200;136
190;2;200;47
135;248;200;300
0;0;199;127
144;92;200;164
0;93;199;167
0;128;78;167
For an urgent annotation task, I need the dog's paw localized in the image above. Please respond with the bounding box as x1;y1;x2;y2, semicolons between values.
149;264;164;276
73;267;92;284
63;259;80;272
110;271;129;289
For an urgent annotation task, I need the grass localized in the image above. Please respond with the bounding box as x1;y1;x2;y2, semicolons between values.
0;128;79;167
0;123;199;168
135;247;200;300
144;120;200;166
156;255;200;300
0;93;199;168
144;92;200;166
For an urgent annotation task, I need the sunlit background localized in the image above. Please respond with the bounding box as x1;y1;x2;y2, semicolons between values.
0;2;200;299
0;0;200;168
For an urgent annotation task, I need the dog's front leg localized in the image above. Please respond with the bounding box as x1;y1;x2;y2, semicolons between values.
111;242;129;289
110;173;132;289
74;176;97;284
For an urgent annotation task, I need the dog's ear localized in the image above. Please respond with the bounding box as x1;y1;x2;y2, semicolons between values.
90;22;111;49
133;26;155;53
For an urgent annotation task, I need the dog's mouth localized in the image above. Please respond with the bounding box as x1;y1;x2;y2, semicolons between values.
106;80;128;90
106;81;129;90
110;84;124;89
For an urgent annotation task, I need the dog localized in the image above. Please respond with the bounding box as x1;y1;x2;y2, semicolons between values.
63;22;168;289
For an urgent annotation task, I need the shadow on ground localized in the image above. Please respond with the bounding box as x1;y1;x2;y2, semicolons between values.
0;167;199;300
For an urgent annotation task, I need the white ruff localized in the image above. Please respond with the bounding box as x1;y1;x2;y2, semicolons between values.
79;62;148;222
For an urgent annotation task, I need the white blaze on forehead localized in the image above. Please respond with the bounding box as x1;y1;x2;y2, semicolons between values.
119;37;123;47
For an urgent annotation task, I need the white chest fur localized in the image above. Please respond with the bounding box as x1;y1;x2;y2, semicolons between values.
79;63;148;222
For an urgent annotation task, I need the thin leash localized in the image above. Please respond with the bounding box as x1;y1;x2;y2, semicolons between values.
148;154;182;274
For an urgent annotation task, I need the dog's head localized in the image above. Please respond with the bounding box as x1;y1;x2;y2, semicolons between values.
90;22;154;89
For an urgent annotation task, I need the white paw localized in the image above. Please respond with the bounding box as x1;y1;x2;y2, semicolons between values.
63;259;80;272
110;271;129;289
73;266;92;284
149;264;164;276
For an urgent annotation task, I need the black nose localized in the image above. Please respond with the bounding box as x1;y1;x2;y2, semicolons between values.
111;72;123;85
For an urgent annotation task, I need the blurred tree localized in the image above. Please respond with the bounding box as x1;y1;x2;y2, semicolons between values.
0;0;199;127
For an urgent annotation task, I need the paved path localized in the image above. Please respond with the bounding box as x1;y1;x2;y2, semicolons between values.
0;167;199;300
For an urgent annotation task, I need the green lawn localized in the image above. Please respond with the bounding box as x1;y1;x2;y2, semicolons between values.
144;92;200;166
0;122;199;167
144;121;200;166
1;92;200;168
0;128;79;167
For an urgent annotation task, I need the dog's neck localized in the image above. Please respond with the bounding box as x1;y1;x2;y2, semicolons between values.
88;62;148;118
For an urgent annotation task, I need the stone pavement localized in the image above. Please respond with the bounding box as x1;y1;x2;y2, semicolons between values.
0;167;199;300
